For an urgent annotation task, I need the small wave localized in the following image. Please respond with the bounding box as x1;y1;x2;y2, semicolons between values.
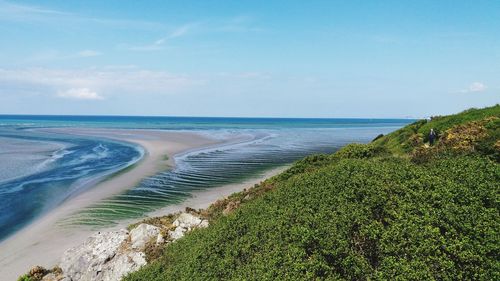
39;148;75;168
65;143;110;166
51;148;74;160
83;143;109;160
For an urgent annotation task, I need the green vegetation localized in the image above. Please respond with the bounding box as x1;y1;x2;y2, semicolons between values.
17;275;33;281
372;105;500;158
126;105;499;280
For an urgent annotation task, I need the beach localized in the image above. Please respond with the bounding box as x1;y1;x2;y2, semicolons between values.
0;128;284;280
0;120;405;280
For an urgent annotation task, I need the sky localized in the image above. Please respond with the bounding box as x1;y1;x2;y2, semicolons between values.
0;0;498;118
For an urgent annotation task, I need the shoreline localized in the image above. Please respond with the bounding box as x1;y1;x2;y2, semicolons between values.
0;128;285;280
0;129;220;279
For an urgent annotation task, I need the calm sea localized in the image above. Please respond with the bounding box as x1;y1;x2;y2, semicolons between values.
0;115;414;241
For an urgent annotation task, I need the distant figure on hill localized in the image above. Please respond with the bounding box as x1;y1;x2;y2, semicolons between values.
429;128;437;146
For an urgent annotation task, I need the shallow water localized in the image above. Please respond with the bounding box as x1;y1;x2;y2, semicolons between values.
0;128;143;240
0;116;413;240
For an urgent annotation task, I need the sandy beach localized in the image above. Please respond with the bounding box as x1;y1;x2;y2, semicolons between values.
0;128;284;280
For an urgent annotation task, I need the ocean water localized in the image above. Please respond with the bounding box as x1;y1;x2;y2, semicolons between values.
0;115;414;241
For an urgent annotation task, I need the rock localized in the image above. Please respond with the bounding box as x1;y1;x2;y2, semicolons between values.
169;226;186;240
41;273;57;281
41;273;68;281
130;223;161;250
97;252;146;281
168;213;209;241
44;214;210;281
199;219;209;228
59;229;147;281
29;265;48;280
156;233;165;245
173;213;202;230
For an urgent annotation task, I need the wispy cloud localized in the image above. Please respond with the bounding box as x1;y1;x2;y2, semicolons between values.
169;23;196;38
0;0;70;21
121;16;263;52
460;82;487;93
58;88;103;100
0;1;165;30
23;50;102;63
122;23;198;52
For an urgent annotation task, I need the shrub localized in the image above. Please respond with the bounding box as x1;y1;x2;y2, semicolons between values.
333;143;377;159
125;105;500;281
126;156;500;280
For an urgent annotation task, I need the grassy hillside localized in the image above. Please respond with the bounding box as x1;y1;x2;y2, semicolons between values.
126;105;499;280
372;105;500;160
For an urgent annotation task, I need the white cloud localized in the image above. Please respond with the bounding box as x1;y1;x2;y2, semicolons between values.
0;67;199;99
460;82;487;93
58;88;103;100
468;82;487;92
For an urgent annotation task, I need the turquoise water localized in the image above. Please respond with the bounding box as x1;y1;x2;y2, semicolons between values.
0;115;414;240
0;115;410;129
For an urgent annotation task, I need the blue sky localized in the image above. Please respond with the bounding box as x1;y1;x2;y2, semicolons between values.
0;0;498;117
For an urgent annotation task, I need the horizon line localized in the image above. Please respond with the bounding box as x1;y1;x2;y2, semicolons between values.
0;113;420;120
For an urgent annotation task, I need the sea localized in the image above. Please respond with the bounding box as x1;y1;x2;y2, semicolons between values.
0;115;414;241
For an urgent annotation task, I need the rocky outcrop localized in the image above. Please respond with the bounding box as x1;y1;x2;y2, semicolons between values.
130;224;161;249
168;213;209;240
59;229;147;281
38;212;208;281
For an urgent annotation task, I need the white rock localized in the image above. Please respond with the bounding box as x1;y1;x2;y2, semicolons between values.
168;213;209;241
59;229;148;281
98;252;146;281
199;219;209;228
54;217;207;281
60;230;129;281
156;233;165;245
168;227;186;240
173;213;202;229
130;224;160;250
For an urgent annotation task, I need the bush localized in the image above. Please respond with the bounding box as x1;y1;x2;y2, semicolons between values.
126;156;499;280
333;143;377;159
125;105;500;280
